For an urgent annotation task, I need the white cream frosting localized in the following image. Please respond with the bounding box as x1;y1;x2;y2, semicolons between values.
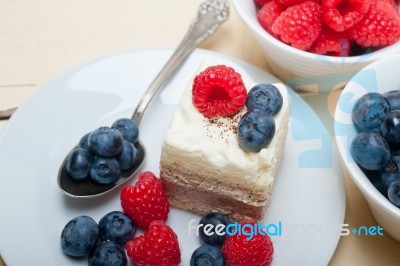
162;61;289;188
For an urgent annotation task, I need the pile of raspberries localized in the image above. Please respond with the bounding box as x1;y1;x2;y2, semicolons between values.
256;0;400;56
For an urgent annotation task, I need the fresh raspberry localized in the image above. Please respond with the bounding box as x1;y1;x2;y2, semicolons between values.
322;0;371;32
192;65;247;118
380;0;398;10
272;1;322;50
222;223;274;266
276;0;319;6
257;1;286;34
350;0;400;47
387;0;398;10
125;220;181;266
310;26;351;56
255;0;273;4
120;171;169;229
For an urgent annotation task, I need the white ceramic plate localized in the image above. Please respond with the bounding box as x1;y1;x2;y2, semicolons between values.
0;49;344;265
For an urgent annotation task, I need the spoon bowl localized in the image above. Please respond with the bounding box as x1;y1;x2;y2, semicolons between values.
57;0;229;198
58;141;145;198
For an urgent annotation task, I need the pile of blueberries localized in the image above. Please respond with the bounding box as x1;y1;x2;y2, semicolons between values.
351;90;400;207
61;212;136;266
66;118;139;185
190;212;230;266
237;84;283;153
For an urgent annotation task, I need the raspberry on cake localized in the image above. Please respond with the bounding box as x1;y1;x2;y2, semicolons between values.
159;62;290;222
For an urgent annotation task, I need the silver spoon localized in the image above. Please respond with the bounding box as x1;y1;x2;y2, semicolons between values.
0;107;17;120
57;0;229;198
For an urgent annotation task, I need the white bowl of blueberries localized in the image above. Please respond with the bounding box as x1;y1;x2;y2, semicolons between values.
335;54;400;241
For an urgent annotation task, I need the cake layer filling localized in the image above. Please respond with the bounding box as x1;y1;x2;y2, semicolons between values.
161;168;267;222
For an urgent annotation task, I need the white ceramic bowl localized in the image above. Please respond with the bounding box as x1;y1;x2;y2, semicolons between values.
232;0;400;93
334;54;400;242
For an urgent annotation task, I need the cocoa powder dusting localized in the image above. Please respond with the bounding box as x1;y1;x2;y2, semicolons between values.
203;109;245;142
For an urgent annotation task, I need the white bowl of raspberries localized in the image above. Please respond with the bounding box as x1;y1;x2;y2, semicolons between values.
335;53;400;242
232;0;400;92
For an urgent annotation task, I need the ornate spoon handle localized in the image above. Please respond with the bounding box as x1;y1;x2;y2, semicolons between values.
0;107;17;120
131;0;229;124
0;1;229;122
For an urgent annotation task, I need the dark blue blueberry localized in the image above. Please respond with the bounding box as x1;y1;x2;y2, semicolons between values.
78;132;91;150
117;141;138;171
199;212;230;246
381;110;400;149
383;90;400;111
190;245;225;266
98;211;136;246
89;127;123;157
61;215;99;257
388;180;400;207
246;83;283;115
90;157;120;185
350;132;390;170
237;110;275;152
88;241;127;266
364;169;386;196
379;155;400;197
112;118;139;144
66;148;92;180
352;92;390;133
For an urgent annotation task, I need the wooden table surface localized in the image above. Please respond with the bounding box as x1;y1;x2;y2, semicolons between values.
1;1;400;265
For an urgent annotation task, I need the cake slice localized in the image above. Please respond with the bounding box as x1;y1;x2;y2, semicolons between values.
160;61;289;222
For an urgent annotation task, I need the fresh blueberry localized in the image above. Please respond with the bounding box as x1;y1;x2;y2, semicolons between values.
199;212;230;246
350;132;390;170
112;118;139;144
352;92;390;133
98;211;136;246
364;169;386;196
118;141;138;171
246;83;283;115
88;241;127;266
383;90;400;111
381;110;400;148
61;215;99;257
78;132;91;150
237;110;275;152
90;156;121;185
190;245;225;266
379;155;400;197
66;148;92;180
89;127;123;157
388;180;400;207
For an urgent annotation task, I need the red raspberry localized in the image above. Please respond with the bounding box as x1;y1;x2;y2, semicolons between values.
277;0;319;6
192;65;247;118
387;0;398;10
120;171;169;229
310;26;351;56
272;1;322;50
257;1;285;34
222;223;274;266
350;0;400;47
322;0;371;32
255;0;273;4
125;220;181;266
